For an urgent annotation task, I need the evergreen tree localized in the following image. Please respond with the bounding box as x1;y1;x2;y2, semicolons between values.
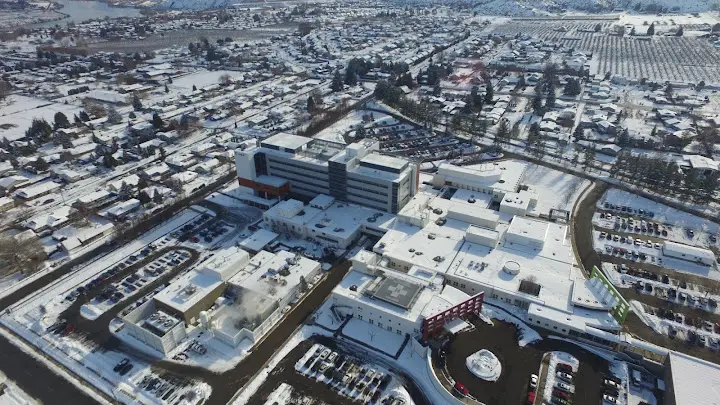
583;145;596;171
137;176;149;190
132;93;143;111
34;157;49;172
647;23;655;36
53;112;70;129
545;82;555;108
573;125;585;140
484;82;494;104
138;190;151;204
330;71;344;92
159;147;166;161
103;152;117;168
152;113;164;129
299;275;308;293
107;106;122;124
79;111;90;122
26;118;53;139
495;119;509;144
307;95;316;113
532;92;543;114
153;192;163;204
563;78;581;96
164;84;169;93
192;84;197;91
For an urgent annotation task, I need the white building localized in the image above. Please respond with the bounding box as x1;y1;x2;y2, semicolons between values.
215;250;322;346
662;241;716;267
235;134;418;213
349;186;625;342
331;250;475;339
431;161;526;202
262;194;394;248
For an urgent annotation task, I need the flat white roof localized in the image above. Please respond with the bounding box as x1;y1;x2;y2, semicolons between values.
570;277;618;311
663;241;716;263
239;229;279;252
507;216;549;243
333;270;440;324
669;351;720;404
227;250;320;299
154;269;224;314
360;153;409;171
261;133;312;151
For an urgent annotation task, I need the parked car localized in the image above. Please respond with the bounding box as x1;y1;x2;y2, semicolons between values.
525;373;537;389
556;372;573;382
603;394;617;404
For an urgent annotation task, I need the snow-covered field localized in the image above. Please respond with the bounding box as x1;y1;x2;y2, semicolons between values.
0;95;83;142
520;163;591;216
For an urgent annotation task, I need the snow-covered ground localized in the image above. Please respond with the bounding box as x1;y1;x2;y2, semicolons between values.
312;108;392;145
521;163;591;216
0;370;40;405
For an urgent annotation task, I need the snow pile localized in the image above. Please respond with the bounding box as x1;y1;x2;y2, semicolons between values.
543;351;580;403
482;304;542;347
466;349;502;382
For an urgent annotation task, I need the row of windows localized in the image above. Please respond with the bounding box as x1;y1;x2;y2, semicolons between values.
347;175;389;190
358;316;404;335
347;184;390;199
267;169;328;192
268;165;328;185
346;194;387;211
268;158;329;180
346;190;388;205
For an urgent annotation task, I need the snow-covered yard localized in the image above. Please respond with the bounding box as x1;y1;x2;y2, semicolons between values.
520;163;591;216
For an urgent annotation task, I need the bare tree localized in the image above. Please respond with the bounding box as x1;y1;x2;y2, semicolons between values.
0;80;11;101
81;98;107;118
0;232;46;277
219;73;232;85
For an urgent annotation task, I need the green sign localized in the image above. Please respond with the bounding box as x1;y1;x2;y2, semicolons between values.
591;266;630;324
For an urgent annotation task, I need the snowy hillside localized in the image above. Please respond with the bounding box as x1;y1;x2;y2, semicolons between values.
473;0;719;15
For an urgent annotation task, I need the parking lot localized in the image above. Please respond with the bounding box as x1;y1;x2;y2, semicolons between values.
437;319;608;405
78;247;194;320
294;343;402;404
246;336;427;405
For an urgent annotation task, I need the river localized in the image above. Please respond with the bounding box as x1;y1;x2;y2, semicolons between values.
31;0;142;28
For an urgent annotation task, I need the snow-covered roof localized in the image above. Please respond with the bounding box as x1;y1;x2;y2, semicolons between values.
663;241;716;265
14;181;62;199
238;229;279;252
668;351;720;405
